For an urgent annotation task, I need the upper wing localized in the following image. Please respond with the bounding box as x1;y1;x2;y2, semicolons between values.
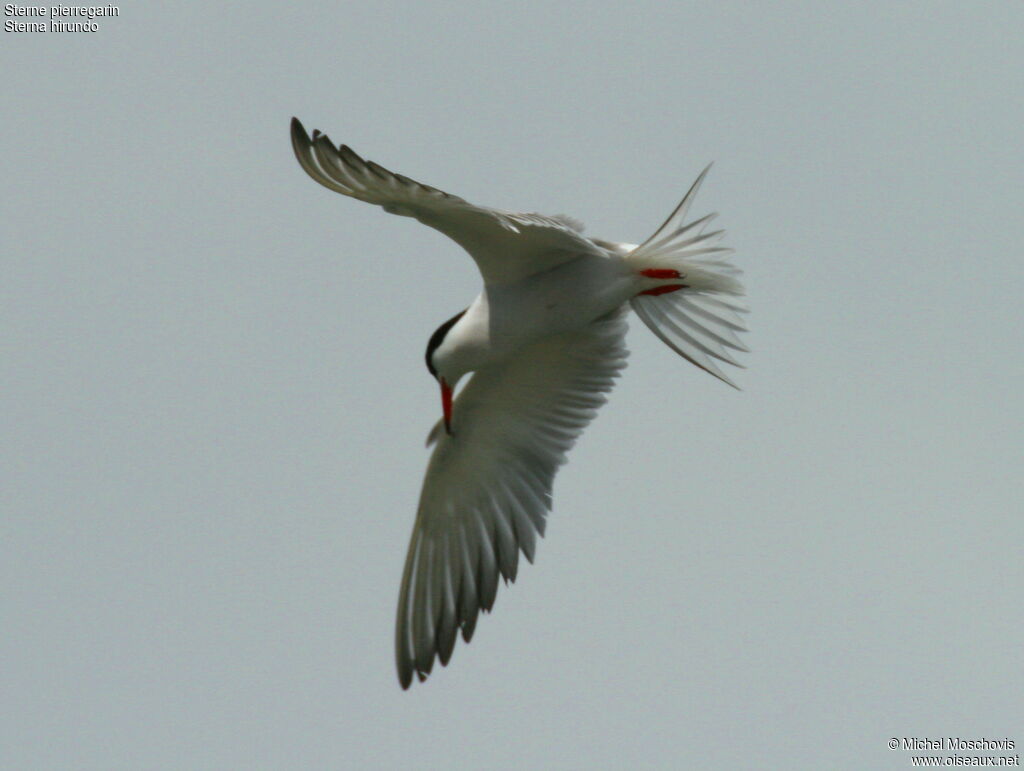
291;118;602;285
395;308;629;688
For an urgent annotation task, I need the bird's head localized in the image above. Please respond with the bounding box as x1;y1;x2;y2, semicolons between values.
424;309;468;435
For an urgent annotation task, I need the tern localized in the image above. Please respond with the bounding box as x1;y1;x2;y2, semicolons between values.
290;118;748;689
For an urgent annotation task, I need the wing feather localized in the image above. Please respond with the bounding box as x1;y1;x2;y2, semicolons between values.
394;309;629;688
291;118;603;284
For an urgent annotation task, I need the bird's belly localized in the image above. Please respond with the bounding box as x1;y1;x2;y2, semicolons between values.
441;254;633;378
485;254;633;353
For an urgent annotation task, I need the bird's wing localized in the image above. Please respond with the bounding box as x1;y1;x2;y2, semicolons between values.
395;308;630;688
291;118;602;285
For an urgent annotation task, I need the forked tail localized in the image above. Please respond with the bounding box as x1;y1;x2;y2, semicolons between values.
625;165;748;387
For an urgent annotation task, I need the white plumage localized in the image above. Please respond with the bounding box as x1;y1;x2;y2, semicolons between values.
290;118;748;688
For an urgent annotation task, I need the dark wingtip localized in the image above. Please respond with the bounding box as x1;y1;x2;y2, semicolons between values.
398;663;413;690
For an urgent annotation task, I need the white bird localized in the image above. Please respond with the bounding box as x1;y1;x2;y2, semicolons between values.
290;118;748;689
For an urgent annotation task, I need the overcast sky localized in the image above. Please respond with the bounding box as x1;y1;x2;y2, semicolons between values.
3;2;1022;769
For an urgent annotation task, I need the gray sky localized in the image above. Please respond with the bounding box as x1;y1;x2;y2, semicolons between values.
3;2;1022;769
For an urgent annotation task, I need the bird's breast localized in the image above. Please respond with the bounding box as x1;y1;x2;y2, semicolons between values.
438;253;633;379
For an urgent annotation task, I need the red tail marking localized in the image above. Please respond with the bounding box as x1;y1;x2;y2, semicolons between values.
640;268;681;279
640;284;686;296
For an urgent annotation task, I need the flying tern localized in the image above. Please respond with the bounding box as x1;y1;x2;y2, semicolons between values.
290;117;748;688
